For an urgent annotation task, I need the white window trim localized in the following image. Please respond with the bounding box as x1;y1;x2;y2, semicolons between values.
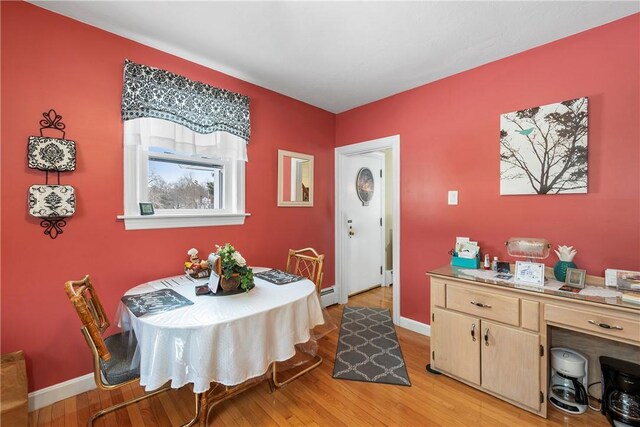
118;138;249;231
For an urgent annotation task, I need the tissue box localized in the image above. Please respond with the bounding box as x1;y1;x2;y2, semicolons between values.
451;254;480;269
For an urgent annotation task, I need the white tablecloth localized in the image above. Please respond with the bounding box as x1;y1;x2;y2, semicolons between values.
117;269;325;393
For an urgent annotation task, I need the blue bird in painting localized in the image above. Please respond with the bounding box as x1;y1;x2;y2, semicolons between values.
515;127;534;136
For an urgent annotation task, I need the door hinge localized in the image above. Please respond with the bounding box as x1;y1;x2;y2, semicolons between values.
540;391;544;404
432;313;435;322
380;266;383;275
380;217;382;226
540;345;544;357
432;351;435;360
380;169;382;178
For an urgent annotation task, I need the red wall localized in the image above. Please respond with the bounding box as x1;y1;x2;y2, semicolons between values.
2;2;638;394
1;2;335;391
336;14;640;325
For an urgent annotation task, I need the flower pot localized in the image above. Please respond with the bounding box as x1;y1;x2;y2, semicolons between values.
221;274;240;292
554;261;576;282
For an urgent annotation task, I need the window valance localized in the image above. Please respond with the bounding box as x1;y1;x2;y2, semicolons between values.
124;118;248;162
121;59;250;143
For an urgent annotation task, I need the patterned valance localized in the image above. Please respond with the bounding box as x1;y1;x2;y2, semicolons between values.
121;59;250;143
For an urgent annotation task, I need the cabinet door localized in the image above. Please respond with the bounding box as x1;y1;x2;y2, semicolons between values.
481;320;540;410
432;308;480;385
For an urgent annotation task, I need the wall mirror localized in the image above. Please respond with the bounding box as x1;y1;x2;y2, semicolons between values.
278;149;314;207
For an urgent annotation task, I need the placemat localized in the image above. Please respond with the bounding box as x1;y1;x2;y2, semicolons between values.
121;289;193;317
255;269;304;285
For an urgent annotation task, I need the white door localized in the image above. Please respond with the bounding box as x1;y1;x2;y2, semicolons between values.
342;153;384;295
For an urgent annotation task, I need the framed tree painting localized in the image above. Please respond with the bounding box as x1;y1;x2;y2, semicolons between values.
500;97;588;195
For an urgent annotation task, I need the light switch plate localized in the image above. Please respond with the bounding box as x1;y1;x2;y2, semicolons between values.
448;190;458;205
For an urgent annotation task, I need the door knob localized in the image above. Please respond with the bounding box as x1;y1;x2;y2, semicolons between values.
348;226;355;237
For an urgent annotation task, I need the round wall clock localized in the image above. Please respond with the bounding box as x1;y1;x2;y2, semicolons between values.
356;167;374;206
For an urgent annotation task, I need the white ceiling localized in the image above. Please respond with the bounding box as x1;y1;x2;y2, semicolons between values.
31;1;639;113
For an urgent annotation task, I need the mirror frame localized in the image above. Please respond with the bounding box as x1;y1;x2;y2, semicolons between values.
277;149;314;207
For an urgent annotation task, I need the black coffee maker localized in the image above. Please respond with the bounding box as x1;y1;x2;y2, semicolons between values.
601;356;640;427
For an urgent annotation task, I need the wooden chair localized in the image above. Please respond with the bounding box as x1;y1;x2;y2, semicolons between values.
285;247;324;294
65;275;172;426
272;248;325;388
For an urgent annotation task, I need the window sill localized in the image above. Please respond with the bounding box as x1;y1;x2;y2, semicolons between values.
117;213;250;230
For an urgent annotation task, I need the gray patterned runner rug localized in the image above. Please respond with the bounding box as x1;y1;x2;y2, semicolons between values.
332;306;411;386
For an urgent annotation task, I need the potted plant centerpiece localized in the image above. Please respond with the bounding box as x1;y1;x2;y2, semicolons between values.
216;243;254;292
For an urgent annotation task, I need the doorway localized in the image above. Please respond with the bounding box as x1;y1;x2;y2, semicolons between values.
335;135;400;325
343;152;384;296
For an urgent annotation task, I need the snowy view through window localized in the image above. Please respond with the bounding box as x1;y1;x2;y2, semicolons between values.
148;155;223;210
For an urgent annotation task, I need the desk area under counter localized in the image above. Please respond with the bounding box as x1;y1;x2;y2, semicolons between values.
426;265;640;420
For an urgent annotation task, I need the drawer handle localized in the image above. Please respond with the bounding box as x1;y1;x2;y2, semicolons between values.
471;323;476;341
588;320;623;331
470;301;492;308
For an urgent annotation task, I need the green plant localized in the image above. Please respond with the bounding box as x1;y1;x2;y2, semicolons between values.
216;243;254;291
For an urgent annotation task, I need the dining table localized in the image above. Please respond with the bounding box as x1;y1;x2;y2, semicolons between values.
117;267;326;426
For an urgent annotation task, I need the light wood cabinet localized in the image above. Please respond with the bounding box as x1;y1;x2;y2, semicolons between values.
428;267;640;419
431;307;480;385
545;303;640;345
431;288;542;414
480;320;540;410
446;284;520;326
432;306;541;410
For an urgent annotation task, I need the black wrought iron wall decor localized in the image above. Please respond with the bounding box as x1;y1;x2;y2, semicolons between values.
27;109;77;239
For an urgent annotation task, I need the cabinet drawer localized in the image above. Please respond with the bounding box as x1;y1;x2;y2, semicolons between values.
545;304;640;344
447;285;520;326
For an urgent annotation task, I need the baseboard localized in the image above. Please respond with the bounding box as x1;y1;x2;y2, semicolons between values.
320;285;337;307
28;373;95;412
398;316;430;336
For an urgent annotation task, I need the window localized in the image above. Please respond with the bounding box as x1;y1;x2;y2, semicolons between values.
119;118;248;230
148;149;224;211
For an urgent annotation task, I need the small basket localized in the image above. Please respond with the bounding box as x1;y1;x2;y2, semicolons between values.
184;259;211;279
185;268;211;279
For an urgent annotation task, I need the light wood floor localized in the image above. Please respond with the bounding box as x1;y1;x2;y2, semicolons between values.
30;286;610;426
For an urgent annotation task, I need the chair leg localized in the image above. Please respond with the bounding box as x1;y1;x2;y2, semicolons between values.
88;384;170;426
180;392;203;427
271;354;323;388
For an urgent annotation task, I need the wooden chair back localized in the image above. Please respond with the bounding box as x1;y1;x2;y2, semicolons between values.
286;248;324;294
64;275;112;362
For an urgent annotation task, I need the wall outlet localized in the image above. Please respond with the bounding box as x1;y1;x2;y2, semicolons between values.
448;190;458;205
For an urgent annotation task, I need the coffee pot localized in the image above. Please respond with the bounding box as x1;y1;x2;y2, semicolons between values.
549;347;589;414
601;356;640;427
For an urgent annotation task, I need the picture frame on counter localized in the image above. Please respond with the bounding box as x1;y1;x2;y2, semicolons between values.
514;261;546;287
566;268;586;289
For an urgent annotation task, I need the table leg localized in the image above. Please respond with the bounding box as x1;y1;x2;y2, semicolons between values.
197;392;209;427
271;354;323;388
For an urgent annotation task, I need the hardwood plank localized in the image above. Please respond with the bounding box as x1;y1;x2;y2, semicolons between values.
121;383;146;426
73;389;89;427
96;386;118;427
35;404;51;427
63;395;78;427
28;407;39;427
50;400;65;427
